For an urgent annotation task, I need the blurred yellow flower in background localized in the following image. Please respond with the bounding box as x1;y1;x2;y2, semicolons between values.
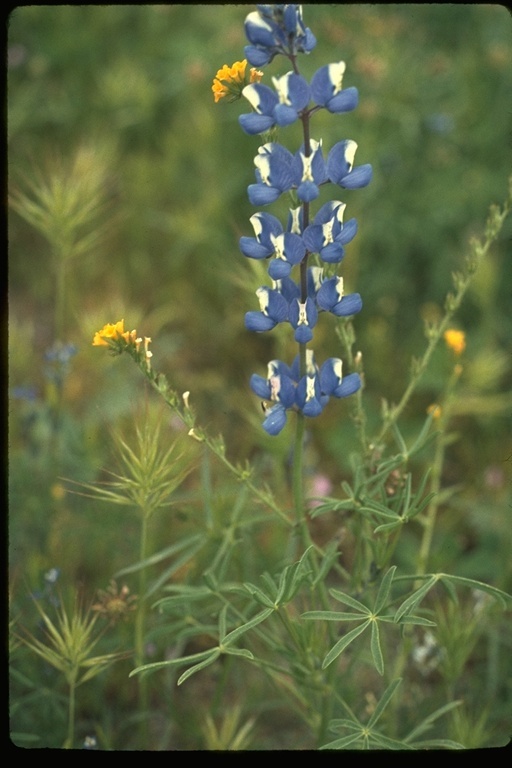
443;329;466;356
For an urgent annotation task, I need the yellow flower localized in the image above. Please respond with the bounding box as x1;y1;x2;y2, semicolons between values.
212;60;263;103
443;329;466;356
427;403;442;420
92;319;126;347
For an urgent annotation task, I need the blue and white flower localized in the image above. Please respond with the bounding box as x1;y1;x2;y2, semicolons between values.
250;358;296;436
248;143;297;205
245;285;289;332
239;83;279;135
272;72;311;126
294;139;327;202
288;297;318;343
244;5;316;67
316;275;363;317
319;357;362;398
303;200;358;264
326;140;373;190
310;62;359;114
239;212;306;279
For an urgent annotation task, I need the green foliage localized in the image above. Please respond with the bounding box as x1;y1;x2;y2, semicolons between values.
8;3;512;751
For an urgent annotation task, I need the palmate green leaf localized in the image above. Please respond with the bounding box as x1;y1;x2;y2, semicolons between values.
322;620;370;669
394;573;512;623
440;574;512;607
358;498;398;521
129;648;217;679
397;615;436;627
370;620;384;675
394;575;440;621
320;731;363;750
323;680;405;749
409;739;465;750
329;718;360;732
366;455;405;487
366;678;402;729
309;497;356;517
177;649;221;686
243;582;275;609
221;647;254;660
218;604;228;641
374;566;397;613
329;589;369;614
221;608;273;647
312;540;341;585
368;732;415;750
276;546;313;604
373;520;406;533
302;610;368;621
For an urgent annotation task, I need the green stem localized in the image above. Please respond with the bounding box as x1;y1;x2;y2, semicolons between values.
135;510;150;746
65;678;76;749
336;319;368;454
416;428;446;578
416;364;460;577
291;408;312;557
54;252;67;342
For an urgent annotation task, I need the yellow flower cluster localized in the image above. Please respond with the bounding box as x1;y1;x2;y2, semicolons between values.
93;319;152;368
212;59;263;103
443;329;466;356
92;319;132;347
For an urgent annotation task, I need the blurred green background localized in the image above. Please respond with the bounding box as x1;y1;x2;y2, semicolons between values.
7;4;512;747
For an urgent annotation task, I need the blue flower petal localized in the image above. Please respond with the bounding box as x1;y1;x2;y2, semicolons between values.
250;374;271;399
331;293;363;317
245;312;277;332
239;237;271;260
244;45;273;67
239;113;276;135
294;325;314;344
268;259;292;279
339;164;373;189
302;223;324;253
319;358;343;395
333;372;362;398
337;217;358;244
262;403;288;435
274;103;300;127
317;277;344;311
248;184;281;206
327;86;359;114
297;180;320;202
244;12;277;47
320;242;345;263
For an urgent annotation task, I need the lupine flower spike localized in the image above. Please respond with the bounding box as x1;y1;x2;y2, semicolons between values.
216;4;372;435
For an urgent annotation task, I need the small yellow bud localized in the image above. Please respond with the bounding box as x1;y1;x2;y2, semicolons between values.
427;404;442;420
444;329;466;356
